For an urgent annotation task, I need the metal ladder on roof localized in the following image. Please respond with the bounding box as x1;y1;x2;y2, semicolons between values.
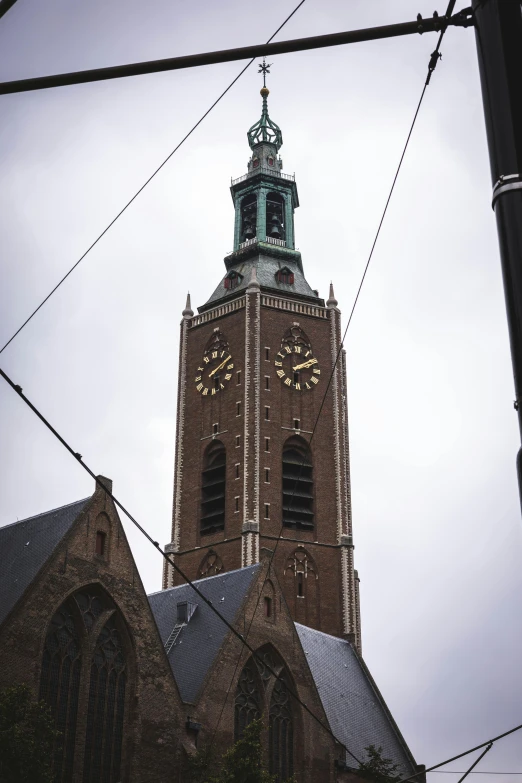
164;622;186;655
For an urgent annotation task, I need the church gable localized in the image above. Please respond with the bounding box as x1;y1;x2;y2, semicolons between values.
170;554;338;780
0;496;90;628
0;477;183;783
148;564;262;704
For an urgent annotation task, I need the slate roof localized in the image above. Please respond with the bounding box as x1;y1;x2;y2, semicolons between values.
148;564;262;704
202;254;322;309
0;498;90;627
295;624;417;773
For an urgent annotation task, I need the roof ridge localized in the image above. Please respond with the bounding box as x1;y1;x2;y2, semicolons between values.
295;622;351;645
0;497;91;531
148;562;262;598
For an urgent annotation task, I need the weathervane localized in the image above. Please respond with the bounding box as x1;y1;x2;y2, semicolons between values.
247;58;282;151
258;58;272;88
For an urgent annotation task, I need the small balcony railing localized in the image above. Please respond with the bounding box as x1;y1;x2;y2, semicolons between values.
231;167;295;186
265;236;286;247
238;237;258;250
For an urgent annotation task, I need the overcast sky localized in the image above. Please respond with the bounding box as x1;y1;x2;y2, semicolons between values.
1;0;521;779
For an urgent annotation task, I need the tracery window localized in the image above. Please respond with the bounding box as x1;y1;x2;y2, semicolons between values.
234;647;295;781
198;549;224;577
269;673;293;781
83;615;127;783
284;549;317;592
39;599;82;782
201;440;226;535
39;588;131;783
234;660;261;740
282;435;314;530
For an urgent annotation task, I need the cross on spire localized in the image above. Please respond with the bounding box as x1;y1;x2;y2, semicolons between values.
258;58;272;88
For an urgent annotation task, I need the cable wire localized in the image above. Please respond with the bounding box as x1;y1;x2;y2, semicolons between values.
0;0;306;356
0;0;456;769
0;363;360;765
207;0;457;755
396;724;522;783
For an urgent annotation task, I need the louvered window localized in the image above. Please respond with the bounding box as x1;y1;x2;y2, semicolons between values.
201;440;226;535
282;436;314;530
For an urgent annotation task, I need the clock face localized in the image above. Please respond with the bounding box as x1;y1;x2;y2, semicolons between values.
274;344;321;391
195;349;234;396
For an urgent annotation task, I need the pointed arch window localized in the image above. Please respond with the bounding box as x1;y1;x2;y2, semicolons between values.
83;615;127;783
269;672;293;781
201;440;226;535
39;599;82;782
282;435;314;530
240;193;257;242
266;192;285;241
234;659;261;741
39;587;131;783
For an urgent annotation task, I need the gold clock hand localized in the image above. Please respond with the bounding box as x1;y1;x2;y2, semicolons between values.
292;358;317;371
208;355;231;378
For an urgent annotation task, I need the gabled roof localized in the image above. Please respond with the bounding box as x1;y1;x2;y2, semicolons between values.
295;624;417;774
148;565;262;704
0;498;90;627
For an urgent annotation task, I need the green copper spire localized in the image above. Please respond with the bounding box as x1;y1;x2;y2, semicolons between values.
247;60;283;151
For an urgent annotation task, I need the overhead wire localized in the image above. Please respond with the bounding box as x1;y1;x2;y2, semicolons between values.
0;364;360;765
0;0;482;773
0;0;306;356
396;724;522;783
207;0;457;756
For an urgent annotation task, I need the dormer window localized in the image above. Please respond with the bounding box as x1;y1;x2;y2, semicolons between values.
276;267;294;285
225;271;243;290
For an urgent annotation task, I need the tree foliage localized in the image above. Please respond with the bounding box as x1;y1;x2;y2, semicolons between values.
184;719;296;783
0;684;59;783
357;744;402;783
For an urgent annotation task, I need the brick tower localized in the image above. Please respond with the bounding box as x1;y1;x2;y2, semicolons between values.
163;68;361;649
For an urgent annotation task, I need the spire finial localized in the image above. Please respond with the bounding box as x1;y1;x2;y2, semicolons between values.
259;58;271;89
327;282;338;309
182;291;193;318
247;60;283;151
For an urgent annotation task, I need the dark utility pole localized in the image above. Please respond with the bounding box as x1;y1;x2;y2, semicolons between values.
472;0;522;509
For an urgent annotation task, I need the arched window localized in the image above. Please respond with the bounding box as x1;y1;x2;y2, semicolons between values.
241;193;257;242
234;659;261;740
83;615;127;783
39;587;131;783
39;598;83;782
282;436;314;530
201;440;226;535
266;192;285;241
269;672;293;781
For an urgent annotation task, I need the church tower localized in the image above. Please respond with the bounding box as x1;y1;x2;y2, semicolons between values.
163;65;361;649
